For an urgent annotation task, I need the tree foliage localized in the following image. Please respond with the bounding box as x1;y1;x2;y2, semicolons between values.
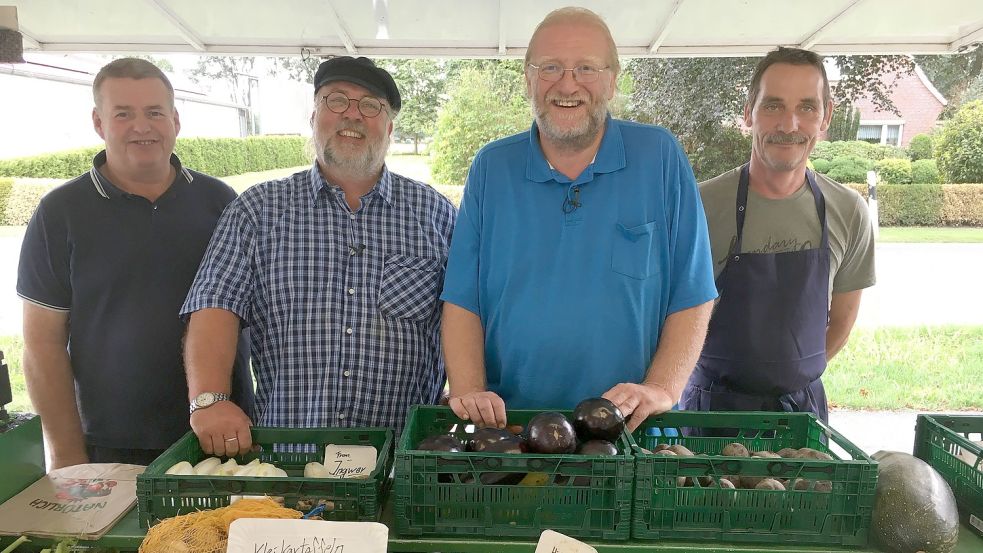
827;103;861;142
935;99;983;183
627;55;915;181
379;59;448;153
915;50;983;111
430;63;528;185
188;56;260;133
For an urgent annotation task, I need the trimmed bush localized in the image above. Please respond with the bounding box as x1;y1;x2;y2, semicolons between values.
941;184;983;226
810;140;905;163
877;184;944;226
0;136;308;179
911;159;941;184
936;100;983;183
812;158;831;174
826;156;874;184
4;182;54;225
908;134;933;161
0;178;13;221
874;158;912;184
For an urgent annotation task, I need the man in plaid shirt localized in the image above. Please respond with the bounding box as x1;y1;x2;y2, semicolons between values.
180;57;456;456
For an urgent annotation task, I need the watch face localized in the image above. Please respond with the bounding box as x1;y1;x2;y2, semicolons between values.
195;392;216;408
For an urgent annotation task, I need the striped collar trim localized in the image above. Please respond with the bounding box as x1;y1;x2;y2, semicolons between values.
90;150;193;199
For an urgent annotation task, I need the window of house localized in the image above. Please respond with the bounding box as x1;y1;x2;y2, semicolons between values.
857;122;903;146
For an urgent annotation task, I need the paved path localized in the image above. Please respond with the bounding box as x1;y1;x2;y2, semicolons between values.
828;409;982;457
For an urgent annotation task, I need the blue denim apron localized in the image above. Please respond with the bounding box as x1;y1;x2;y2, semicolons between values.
681;164;831;425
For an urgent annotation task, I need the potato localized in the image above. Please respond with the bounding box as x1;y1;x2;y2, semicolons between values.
718;478;736;489
669;444;695;456
755;478;786;491
697;475;714;487
791;478;833;492
721;474;741;488
797;447;833;460
676;476;688;487
751;450;780;458
776;447;800;458
741;475;764;489
653;444;672;452
653;449;677;456
721;443;750;457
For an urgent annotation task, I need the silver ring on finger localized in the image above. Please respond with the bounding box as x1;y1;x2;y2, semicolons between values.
224;436;239;442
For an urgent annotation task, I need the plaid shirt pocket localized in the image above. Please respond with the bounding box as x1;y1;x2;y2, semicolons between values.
378;254;444;320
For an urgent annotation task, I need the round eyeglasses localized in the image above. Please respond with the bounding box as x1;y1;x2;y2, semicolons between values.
319;91;386;117
527;62;609;83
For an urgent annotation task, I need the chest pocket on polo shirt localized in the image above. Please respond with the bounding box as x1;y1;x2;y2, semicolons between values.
378;254;445;320
612;221;661;280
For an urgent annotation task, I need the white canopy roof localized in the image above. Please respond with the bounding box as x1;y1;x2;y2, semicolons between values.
3;0;983;58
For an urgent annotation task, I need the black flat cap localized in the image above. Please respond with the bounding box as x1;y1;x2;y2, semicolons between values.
313;56;401;114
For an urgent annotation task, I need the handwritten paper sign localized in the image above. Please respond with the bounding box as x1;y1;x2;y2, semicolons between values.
227;519;387;553
321;445;377;479
534;530;598;553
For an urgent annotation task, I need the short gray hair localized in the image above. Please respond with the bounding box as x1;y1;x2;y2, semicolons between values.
93;58;175;108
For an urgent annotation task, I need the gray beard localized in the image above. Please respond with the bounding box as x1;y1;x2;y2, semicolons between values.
533;99;607;152
320;133;389;180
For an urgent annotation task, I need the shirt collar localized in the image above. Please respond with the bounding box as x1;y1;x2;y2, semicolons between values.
525;114;626;184
308;162;395;207
90;150;193;200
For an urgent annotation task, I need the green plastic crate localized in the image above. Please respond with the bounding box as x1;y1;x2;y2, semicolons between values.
136;426;393;528
631;411;877;545
0;415;45;504
394;405;634;540
914;414;983;537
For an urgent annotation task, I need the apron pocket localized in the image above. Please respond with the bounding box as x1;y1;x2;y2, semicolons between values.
611;221;660;280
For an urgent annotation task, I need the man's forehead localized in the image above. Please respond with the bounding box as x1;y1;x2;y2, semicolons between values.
528;21;610;62
757;64;825;99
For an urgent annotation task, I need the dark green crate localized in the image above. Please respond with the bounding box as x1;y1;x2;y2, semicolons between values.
0;415;45;504
394;405;634;540
630;411;877;545
914;414;983;537
136;426;393;528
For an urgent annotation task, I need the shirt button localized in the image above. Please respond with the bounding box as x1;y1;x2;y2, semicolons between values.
345;327;353;335
349;214;356;220
347;288;355;295
153;205;158;211
338;413;346;420
343;370;351;377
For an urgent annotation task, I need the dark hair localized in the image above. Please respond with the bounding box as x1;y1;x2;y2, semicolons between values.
747;47;831;110
93;58;174;108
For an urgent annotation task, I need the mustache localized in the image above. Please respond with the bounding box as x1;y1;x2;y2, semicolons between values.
546;93;588;103
765;133;808;145
335;121;367;134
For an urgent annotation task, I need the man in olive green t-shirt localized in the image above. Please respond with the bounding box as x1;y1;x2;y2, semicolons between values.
680;47;875;424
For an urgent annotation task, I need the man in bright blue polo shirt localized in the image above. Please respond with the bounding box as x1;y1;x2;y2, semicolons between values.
441;7;717;431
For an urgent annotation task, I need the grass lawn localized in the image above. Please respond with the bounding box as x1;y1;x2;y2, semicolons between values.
4;326;981;414
878;227;983;243
825;325;983;410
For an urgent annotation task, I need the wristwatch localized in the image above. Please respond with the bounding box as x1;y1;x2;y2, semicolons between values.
189;391;231;414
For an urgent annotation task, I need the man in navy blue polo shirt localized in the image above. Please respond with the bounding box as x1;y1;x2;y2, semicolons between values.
441;7;718;431
17;58;252;468
181;57;455;457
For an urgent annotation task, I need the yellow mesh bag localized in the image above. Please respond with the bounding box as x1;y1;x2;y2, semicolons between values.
139;498;303;553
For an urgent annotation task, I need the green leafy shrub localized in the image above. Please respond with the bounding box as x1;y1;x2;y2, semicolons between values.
811;158;831;174
936;100;983;183
826;156;874;183
811;140;874;162
0;136;308;179
874;158;912;184
911;159;941;184
430;66;529;185
908;134;933;161
877;184;944;225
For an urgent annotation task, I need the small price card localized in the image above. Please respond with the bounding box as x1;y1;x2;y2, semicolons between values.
534;529;598;553
321;444;377;479
227;519;387;553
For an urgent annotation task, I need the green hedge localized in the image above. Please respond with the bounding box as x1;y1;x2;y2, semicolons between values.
911;159;941;184
844;183;983;226
0;136;308;179
0;178;12;221
811;140;906;162
874;158;912;184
